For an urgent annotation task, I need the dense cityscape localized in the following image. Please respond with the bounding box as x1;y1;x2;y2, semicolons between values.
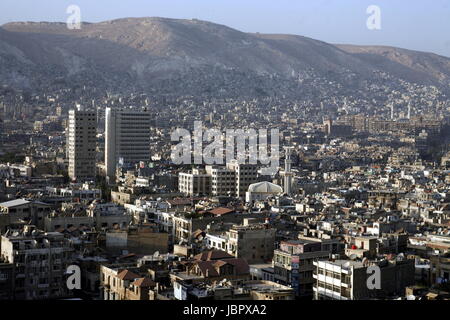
1;3;450;307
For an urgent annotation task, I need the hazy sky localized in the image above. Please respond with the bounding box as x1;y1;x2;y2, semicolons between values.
1;0;449;57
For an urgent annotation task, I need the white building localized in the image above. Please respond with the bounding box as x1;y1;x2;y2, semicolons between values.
105;107;151;182
246;181;283;203
178;168;211;196
313;258;415;300
67;105;97;182
45;183;102;202
178;162;258;198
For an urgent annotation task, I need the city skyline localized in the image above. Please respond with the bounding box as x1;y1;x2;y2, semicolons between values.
1;0;450;308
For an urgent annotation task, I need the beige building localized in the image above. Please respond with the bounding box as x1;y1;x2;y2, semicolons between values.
106;226;169;255
67;105;97;182
273;239;331;297
226;223;276;264
0;199;52;230
100;264;156;300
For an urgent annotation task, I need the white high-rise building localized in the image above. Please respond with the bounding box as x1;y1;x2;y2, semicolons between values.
68;105;97;182
105;107;151;182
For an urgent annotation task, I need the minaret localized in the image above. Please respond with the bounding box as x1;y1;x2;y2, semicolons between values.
407;102;411;120
390;104;394;120
283;147;294;196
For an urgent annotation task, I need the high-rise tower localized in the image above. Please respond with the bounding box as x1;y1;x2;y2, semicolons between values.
105;106;151;183
68;105;97;182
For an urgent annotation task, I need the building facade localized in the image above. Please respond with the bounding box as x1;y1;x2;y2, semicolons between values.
0;226;73;300
178;169;211;196
313;258;415;300
105;107;151;182
68;105;97;182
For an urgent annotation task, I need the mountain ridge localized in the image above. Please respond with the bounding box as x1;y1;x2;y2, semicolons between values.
0;17;449;97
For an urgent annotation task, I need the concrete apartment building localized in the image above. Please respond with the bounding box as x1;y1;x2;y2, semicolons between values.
87;202;131;230
206;165;236;197
44;202;131;232
105;226;169;255
226;160;258;198
313;258;415;300
0;199;52;231
226;223;276;264
345;236;378;259
45;183;102;203
178;162;258;198
430;252;450;285
105;107;151;183
174;279;294;300
178;168;211;196
0;225;73;300
171;212;267;245
273;239;332;298
67;105;97;182
0;258;13;300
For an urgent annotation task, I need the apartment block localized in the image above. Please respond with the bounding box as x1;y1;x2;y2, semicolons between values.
178;168;211;196
226;160;258;198
313;258;415;300
105;107;151;182
0;225;73;300
273;239;331;298
67;105;97;182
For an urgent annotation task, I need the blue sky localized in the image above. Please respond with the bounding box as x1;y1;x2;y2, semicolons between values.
1;0;449;56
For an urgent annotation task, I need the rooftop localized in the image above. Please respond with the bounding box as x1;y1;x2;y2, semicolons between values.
0;199;31;208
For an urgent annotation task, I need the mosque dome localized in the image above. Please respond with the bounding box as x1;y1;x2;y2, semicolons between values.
248;181;283;194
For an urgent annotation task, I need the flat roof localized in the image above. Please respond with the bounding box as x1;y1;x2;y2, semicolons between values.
0;199;30;208
321;259;365;268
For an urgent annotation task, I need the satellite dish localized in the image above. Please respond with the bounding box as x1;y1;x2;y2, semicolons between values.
407;295;416;301
349;254;358;261
153;251;160;257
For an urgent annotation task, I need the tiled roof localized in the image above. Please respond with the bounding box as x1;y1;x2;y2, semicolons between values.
117;269;140;281
194;250;234;261
208;207;234;216
132;277;156;288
